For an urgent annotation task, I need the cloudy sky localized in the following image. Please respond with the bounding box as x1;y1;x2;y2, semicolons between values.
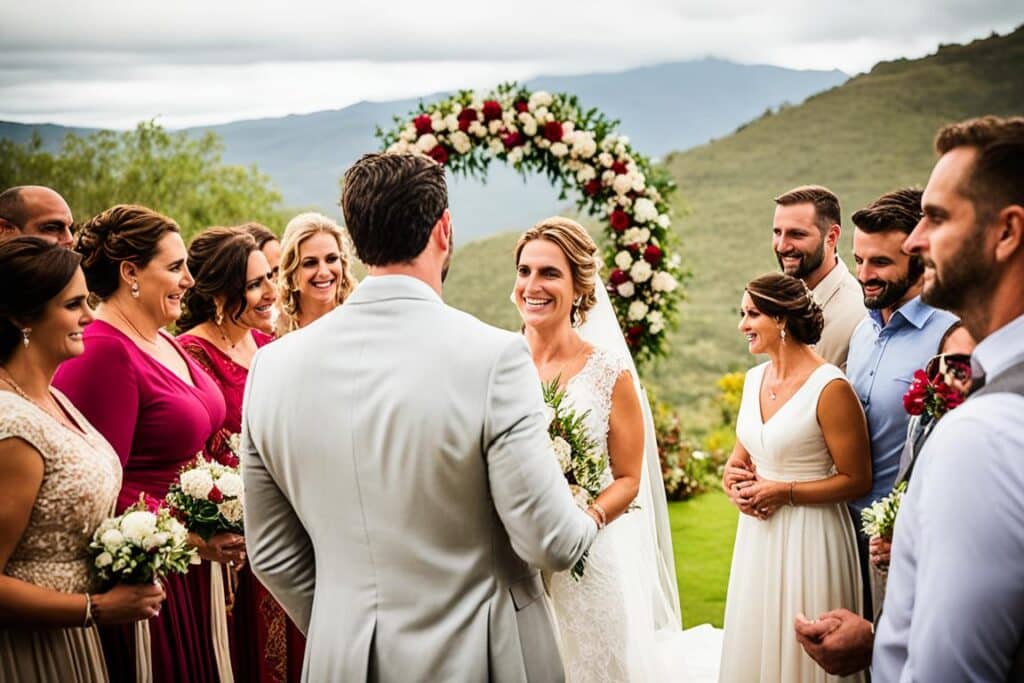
1;0;1020;129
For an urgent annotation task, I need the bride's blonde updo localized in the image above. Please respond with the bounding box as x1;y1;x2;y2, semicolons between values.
515;216;599;326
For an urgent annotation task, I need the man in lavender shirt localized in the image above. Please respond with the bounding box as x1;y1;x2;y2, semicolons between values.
795;115;1024;680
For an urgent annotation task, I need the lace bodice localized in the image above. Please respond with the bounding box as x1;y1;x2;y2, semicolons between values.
562;346;629;494
0;390;121;593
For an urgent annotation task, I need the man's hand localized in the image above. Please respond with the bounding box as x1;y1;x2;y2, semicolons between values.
794;610;873;676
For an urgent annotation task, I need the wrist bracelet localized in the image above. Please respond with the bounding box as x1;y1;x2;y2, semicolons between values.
788;481;796;506
83;593;94;628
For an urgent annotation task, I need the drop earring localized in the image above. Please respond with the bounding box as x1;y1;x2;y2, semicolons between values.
21;328;31;348
130;279;140;298
780;327;787;344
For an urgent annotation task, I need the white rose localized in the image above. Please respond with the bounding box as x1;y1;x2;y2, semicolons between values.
444;113;459;133
533;107;550;124
631;174;647;193
119;511;158;543
450;131;472;155
601;170;616;184
488;119;503;135
572;133;597;159
166;516;187;540
537;138;551;149
647;310;665;334
614;142;627;156
614;250;633;270
622;227;643;244
633;198;658;224
507;147;524;164
529;91;553;109
601;135;617;152
94;551;113;569
399;125;417;143
551;436;572;473
522;117;538;137
612;174;633;196
218;499;244;524
142;531;170;551
550;142;568;158
214;472;244;498
628;301;649;321
630;261;653;283
502;109;516;125
180;468;215;499
415;134;438;153
386;141;409;155
651;271;678;293
657;214;671;228
488;138;504;156
637;228;651;243
618;135;630;146
617;281;636;298
576;165;596;183
469;120;487;138
100;528;124;548
430;116;445;132
598;152;614;168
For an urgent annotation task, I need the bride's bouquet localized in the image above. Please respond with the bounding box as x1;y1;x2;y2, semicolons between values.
165;454;245;541
860;481;907;540
89;493;196;585
543;378;604;580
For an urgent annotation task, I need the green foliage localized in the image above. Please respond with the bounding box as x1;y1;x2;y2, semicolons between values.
654;397;728;501
0;121;288;241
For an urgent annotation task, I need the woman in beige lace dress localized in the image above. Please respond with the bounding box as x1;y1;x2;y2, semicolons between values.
0;237;164;683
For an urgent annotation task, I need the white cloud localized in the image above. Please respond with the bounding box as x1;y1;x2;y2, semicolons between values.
0;0;1019;129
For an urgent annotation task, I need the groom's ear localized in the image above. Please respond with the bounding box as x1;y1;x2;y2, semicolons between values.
433;209;452;251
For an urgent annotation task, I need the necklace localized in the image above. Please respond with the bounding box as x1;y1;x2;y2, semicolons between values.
215;321;238;350
0;368;68;425
112;306;160;349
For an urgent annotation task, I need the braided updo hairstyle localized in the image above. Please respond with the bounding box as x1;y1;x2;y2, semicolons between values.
745;272;824;345
74;205;180;300
515;216;599;327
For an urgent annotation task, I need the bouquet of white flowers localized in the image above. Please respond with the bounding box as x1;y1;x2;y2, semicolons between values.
165;454;245;541
543;378;604;580
89;493;196;585
860;481;907;540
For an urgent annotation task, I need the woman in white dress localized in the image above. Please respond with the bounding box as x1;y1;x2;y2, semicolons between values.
720;272;871;682
513;216;721;682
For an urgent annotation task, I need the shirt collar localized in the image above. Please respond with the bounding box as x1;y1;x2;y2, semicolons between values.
971;312;1024;382
811;256;847;301
867;295;933;331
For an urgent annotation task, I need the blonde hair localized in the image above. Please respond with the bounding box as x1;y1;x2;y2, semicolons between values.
275;212;357;336
515;216;599;326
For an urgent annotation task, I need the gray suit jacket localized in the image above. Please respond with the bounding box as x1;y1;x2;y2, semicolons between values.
241;275;596;682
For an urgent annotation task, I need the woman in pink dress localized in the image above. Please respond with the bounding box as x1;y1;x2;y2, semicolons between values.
177;226;306;683
54;205;241;683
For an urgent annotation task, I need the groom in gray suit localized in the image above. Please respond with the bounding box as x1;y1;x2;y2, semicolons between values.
241;152;597;682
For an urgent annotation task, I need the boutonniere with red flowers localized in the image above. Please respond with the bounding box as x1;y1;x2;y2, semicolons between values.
902;353;971;419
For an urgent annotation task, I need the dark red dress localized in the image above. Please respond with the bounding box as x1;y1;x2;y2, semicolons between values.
54;320;227;683
178;330;306;683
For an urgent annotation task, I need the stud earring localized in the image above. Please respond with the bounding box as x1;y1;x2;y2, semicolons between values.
21;328;31;348
130;280;140;298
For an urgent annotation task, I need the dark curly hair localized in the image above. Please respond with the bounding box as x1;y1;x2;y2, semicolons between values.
74;205;180;300
745;272;824;345
0;237;82;363
178;227;259;333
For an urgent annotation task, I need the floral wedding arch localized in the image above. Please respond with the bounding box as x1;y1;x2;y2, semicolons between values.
377;83;685;362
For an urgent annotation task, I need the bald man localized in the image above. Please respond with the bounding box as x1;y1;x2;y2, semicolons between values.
0;185;74;248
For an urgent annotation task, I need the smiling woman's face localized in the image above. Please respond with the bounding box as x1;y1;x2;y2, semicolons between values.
296;231;343;308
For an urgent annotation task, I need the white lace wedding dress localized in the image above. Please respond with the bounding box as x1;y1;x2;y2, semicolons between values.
547;345;721;682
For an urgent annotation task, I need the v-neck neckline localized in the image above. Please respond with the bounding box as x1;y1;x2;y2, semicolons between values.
757;363;828;425
4;388;90;439
95;320;201;389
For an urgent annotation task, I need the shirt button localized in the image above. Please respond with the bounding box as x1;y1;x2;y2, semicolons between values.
869;370;875;376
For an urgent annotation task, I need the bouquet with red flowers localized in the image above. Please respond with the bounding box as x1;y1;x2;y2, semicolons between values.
902;353;971;419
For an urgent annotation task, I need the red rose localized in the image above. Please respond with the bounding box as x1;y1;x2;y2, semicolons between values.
609;269;630;286
610;210;631;232
514;100;529;113
501;131;523;149
627;242;641;254
583;179;602;197
902;372;929;415
482;100;503;122
219;453;240;468
643;245;663;265
611;161;628;175
427;145;449;165
543;120;563;142
627;325;645;339
414;114;433;136
208;485;223;503
457;108;477;131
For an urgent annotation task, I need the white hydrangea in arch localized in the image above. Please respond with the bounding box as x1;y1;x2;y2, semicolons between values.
377;83;686;362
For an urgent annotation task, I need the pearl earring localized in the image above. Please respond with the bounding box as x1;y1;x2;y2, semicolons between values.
130;279;140;298
21;328;31;348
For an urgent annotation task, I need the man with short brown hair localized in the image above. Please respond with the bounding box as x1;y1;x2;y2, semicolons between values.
773;184;865;367
0;185;74;248
795;115;1024;681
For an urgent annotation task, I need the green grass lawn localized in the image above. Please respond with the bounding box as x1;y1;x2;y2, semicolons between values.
669;490;738;628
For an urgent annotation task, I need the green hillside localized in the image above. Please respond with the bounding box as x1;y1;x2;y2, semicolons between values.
444;27;1024;430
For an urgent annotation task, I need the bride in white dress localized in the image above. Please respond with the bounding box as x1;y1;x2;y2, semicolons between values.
720;273;871;682
512;216;721;682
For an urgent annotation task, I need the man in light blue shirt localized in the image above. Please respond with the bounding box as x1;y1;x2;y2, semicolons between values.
795;115;1024;681
846;188;956;617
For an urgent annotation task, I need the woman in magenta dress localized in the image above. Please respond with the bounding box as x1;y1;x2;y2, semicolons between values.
177;226;305;683
54;205;242;683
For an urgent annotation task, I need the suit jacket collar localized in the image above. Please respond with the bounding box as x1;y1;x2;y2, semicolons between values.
345;274;443;306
